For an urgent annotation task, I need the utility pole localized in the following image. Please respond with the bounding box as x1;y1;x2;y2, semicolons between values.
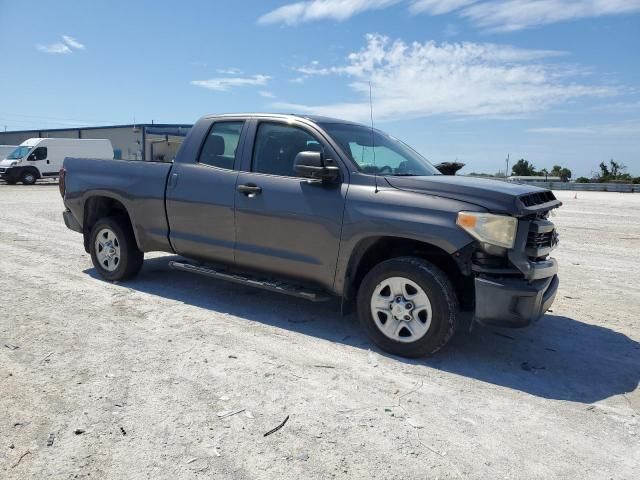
505;153;510;178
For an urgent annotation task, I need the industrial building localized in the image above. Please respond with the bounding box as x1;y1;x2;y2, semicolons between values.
0;123;192;162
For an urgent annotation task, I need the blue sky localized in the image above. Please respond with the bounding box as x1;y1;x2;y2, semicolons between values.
1;0;639;176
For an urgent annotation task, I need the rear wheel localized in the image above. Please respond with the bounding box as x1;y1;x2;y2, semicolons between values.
21;170;38;185
89;217;143;281
357;257;458;358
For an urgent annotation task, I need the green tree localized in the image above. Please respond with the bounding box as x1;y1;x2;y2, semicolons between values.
511;159;536;176
559;168;572;182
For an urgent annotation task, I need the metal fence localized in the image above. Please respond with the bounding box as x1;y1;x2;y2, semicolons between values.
464;176;640;192
517;181;640;192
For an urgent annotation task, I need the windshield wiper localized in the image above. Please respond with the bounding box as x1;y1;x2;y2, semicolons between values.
388;173;421;176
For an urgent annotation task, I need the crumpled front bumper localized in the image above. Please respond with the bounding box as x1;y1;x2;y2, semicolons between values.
473;216;559;328
474;272;559;328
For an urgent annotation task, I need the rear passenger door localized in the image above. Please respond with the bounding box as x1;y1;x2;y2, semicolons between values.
165;120;246;264
233;119;348;290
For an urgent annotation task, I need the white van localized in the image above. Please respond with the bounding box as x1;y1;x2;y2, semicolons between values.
0;145;18;160
0;138;113;185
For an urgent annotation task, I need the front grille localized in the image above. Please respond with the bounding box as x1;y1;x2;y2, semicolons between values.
527;231;554;249
0;168;5;173
526;219;557;258
519;191;557;207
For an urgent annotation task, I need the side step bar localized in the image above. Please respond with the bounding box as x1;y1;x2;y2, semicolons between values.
168;261;331;302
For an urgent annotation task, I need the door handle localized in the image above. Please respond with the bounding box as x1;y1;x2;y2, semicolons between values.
237;184;262;196
168;172;179;189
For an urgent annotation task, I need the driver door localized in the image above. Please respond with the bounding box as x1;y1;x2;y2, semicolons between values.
233;119;348;290
28;146;49;175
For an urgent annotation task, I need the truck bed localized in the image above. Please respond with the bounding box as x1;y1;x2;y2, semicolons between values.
63;157;174;253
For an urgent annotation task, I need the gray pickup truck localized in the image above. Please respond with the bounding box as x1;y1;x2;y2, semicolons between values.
61;113;561;357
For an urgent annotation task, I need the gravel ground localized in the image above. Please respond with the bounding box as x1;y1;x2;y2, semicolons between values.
1;185;638;479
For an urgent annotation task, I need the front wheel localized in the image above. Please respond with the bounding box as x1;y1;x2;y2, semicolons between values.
21;170;38;185
357;257;458;358
89;217;143;281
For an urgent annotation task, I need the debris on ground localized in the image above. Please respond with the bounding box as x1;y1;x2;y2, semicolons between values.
217;409;245;419
4;343;19;350
245;411;254;419
47;433;55;446
120;426;127;435
11;450;31;468
367;350;378;367
74;429;85;435
407;418;425;429
264;415;290;437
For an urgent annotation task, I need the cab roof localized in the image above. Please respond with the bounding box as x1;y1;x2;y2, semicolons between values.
203;113;365;127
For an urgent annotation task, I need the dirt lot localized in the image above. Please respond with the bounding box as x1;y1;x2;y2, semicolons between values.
0;184;638;479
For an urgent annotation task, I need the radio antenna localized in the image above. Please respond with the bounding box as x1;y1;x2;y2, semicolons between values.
369;81;378;193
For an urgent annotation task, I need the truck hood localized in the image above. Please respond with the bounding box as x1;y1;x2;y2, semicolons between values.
0;159;16;167
384;175;562;216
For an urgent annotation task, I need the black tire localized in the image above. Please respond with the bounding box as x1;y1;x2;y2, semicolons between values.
357;257;458;358
21;170;38;185
89;216;143;281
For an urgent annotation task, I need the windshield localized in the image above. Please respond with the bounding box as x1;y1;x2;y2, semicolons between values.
321;123;439;176
7;146;33;160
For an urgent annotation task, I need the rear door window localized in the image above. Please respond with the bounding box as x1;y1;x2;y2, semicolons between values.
198;121;244;170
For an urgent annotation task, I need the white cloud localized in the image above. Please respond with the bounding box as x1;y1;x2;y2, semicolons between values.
528;121;640;135
62;35;85;49
462;0;640;32
217;67;243;75
191;74;271;92
410;0;477;15
37;43;72;54
273;34;613;122
37;35;85;54
258;0;640;31
258;0;400;25
259;90;276;98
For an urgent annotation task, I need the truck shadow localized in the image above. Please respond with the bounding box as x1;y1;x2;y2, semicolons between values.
85;255;639;405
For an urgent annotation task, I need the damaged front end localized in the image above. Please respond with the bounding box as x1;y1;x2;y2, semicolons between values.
471;191;561;328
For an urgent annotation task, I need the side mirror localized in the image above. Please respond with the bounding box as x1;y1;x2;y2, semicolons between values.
294;151;339;182
27;153;37;161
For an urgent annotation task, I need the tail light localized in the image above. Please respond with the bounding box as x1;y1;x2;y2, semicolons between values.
59;167;66;198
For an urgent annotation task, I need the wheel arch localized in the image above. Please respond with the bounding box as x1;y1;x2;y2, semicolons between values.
82;195;140;253
340;235;474;312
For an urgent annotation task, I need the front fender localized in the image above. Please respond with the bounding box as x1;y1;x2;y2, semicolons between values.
334;184;481;295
